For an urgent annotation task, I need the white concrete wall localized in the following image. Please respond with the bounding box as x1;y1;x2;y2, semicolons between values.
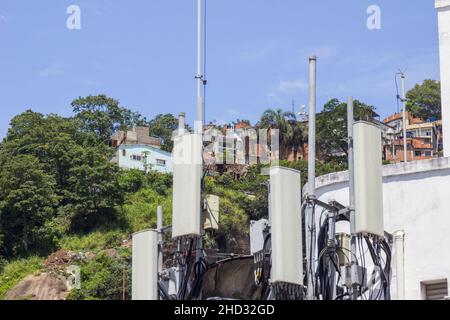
437;0;450;157
314;157;450;300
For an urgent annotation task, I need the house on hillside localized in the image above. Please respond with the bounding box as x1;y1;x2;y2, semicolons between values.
382;112;442;162
111;126;173;174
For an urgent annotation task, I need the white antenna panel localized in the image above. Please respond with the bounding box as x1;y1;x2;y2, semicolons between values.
269;166;303;285
132;230;158;300
204;194;219;230
172;133;202;238
353;121;384;237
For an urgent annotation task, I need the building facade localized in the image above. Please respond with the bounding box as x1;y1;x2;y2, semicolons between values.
111;126;161;148
114;144;173;173
382;112;442;162
111;126;173;173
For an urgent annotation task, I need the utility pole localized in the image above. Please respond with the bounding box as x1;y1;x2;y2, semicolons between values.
401;73;408;163
347;96;359;300
306;56;317;300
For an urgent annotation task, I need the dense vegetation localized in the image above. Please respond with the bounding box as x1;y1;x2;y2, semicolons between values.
406;79;441;121
0;80;438;299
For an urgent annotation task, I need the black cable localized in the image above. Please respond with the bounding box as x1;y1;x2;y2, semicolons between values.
178;238;194;300
315;210;351;300
364;236;390;300
188;257;208;300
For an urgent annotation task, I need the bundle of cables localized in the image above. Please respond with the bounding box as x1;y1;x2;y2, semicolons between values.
363;236;392;300
177;238;194;300
187;257;208;300
316;211;349;300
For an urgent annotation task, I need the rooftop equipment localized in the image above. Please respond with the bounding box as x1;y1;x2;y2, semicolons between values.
132;230;159;300
269;166;303;285
353;121;384;238
172;133;203;238
204;195;219;230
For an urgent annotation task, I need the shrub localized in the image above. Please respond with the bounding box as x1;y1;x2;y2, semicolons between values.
66;251;131;300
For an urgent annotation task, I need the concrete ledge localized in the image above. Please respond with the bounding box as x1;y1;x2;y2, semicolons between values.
314;157;450;190
436;0;450;9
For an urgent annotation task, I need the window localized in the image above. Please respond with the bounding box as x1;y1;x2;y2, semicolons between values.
425;151;432;157
156;159;166;167
422;279;448;300
415;151;422;157
131;155;143;161
122;149;126;157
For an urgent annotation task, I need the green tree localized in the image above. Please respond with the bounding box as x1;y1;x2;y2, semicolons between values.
148;114;185;152
287;120;306;160
316;98;376;162
258;109;296;159
0;155;58;257
64;145;123;231
72;95;147;143
118;169;146;193
0;110;124;235
406;79;441;121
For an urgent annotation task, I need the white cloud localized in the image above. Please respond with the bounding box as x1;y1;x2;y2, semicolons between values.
0;11;10;22
37;62;65;78
227;108;241;117
266;78;308;105
277;79;308;93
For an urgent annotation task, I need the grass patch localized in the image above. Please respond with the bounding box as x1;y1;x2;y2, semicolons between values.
123;187;172;233
57;230;127;253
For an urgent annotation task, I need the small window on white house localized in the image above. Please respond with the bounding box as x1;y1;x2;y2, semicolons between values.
122;149;126;157
131;155;143;161
422;279;448;300
156;159;166;167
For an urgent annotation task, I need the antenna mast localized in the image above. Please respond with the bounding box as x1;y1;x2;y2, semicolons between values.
196;0;205;263
196;0;205;132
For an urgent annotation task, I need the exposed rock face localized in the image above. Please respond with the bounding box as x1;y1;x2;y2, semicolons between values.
5;273;69;300
202;257;262;300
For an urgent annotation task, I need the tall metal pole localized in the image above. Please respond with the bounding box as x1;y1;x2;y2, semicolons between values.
347;96;359;300
195;0;204;263
308;56;317;196
157;206;164;272
196;0;204;132
401;74;408;163
306;56;317;300
178;112;186;135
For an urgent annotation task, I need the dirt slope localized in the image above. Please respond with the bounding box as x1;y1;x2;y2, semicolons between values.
5;273;68;300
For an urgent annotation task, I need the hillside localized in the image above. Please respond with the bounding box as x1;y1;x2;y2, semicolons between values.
0;96;346;300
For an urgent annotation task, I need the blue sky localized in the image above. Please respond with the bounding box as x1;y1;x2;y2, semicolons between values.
0;0;440;138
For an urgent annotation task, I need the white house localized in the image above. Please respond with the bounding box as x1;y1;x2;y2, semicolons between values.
115;144;173;174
